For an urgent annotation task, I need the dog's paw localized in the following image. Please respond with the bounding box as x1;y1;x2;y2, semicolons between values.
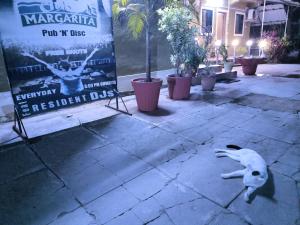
244;193;250;202
221;173;230;179
214;148;223;153
215;153;225;158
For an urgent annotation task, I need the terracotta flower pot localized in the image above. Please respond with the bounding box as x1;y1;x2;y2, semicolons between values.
167;75;192;100
201;76;216;91
131;78;162;112
236;58;265;75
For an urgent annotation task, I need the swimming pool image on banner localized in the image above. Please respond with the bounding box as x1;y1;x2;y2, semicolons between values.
0;0;118;118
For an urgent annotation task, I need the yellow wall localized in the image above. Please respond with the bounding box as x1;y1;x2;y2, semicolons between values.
227;4;251;56
200;0;253;57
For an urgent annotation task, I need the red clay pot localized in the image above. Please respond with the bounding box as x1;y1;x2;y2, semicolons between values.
236;58;265;75
167;75;192;100
131;78;162;112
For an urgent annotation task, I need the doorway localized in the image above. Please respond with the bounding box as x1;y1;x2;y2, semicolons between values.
216;12;227;43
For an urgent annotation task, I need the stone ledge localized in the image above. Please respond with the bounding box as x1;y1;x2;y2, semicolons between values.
215;71;237;81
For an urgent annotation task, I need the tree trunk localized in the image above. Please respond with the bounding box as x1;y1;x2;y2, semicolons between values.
145;0;151;82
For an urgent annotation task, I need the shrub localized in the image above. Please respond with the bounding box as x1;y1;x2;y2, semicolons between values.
262;31;290;63
157;6;198;76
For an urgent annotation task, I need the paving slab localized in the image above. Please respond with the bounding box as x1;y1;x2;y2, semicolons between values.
48;207;98;225
115;126;199;167
157;145;202;179
277;148;300;169
293;172;300;182
189;91;233;105
233;93;300;113
123;169;171;201
85;186;139;224
211;86;251;99
178;122;230;146
270;161;299;178
105;211;143;225
132;197;164;223
0;98;119;142
50;150;99;179
147;213;175;225
159;104;230;133
61;162;124;204
0;144;44;184
86;114;152;142
247;76;300;99
129;94;209;125
210;107;257;128
0;169;79;225
88;143;153;182
160;147;245;207
154;181;201;209
32;127;109;166
166;198;224;225
208;212;249;225
229;171;300;225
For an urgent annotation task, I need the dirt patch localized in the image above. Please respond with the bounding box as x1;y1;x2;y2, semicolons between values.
232;93;300;113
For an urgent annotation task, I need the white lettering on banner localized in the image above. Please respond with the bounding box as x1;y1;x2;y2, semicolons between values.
45;50;65;56
16;89;57;101
89;90;115;100
66;49;88;55
22;13;97;27
84;81;117;89
31;94;88;112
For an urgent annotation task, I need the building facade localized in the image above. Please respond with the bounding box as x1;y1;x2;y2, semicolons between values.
198;0;261;56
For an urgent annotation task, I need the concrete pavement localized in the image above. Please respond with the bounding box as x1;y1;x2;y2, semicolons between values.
0;69;300;225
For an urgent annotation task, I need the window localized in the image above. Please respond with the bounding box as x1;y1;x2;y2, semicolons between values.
235;13;244;35
202;9;213;33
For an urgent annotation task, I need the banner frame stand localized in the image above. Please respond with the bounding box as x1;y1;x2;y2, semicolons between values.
105;92;132;116
13;106;29;140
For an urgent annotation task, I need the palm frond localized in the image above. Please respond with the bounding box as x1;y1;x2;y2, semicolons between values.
121;0;128;6
128;13;145;39
112;2;121;17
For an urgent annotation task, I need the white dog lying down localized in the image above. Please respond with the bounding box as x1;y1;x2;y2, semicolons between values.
215;145;268;202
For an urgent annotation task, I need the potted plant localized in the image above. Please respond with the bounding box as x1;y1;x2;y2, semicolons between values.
187;43;206;85
195;28;216;91
198;60;216;91
236;57;265;75
157;6;197;100
219;44;234;72
113;0;162;111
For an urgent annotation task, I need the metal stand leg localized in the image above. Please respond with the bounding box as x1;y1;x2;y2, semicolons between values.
105;92;132;116
13;107;29;140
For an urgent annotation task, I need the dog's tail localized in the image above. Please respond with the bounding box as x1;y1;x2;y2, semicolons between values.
226;144;242;150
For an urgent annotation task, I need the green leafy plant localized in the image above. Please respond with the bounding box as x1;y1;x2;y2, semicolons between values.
157;6;198;76
184;43;206;76
113;0;161;82
219;44;229;63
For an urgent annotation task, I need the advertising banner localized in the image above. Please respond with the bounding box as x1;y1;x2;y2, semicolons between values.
0;0;117;118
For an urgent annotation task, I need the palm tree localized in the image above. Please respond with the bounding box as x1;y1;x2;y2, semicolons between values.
113;0;154;82
52;0;56;10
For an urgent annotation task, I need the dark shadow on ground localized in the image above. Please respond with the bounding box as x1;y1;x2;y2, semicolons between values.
248;169;276;204
140;107;174;117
